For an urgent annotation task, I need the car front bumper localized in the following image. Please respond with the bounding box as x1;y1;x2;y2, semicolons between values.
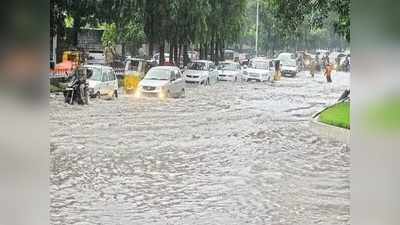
244;73;263;81
185;76;204;83
218;74;236;81
281;70;297;77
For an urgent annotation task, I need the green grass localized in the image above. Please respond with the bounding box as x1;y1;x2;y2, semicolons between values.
319;101;350;129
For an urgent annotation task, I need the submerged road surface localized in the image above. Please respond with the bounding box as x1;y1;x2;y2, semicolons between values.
50;71;350;225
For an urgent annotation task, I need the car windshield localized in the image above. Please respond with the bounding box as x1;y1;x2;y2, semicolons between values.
278;53;294;61
188;62;207;71
251;61;269;70
144;68;171;80
87;68;102;81
218;63;236;71
281;59;296;66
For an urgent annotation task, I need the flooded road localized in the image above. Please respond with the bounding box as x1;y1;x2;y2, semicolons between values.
50;71;350;225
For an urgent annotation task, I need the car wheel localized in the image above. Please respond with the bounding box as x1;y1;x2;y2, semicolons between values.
113;90;118;99
96;91;101;99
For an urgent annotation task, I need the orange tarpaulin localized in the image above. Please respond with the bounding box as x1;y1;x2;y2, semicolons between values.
53;61;76;75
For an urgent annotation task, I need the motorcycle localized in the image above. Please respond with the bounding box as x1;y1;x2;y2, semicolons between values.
63;68;89;105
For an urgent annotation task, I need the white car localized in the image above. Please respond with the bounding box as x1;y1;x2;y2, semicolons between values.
217;61;242;81
243;59;273;82
280;58;298;77
137;66;185;98
183;60;218;85
85;65;118;98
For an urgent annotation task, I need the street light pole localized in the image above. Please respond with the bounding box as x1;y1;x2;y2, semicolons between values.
255;0;259;57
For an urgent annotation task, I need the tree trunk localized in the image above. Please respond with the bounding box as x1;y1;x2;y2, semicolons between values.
159;40;165;65
219;39;224;62
121;43;126;59
183;43;189;66
169;41;174;63
214;38;219;64
148;42;154;59
204;42;208;60
178;44;182;65
174;41;178;66
72;16;81;47
210;36;215;62
199;44;203;60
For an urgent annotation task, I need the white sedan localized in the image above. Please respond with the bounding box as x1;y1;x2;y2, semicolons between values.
243;59;273;82
183;60;218;85
217;62;242;81
136;66;185;98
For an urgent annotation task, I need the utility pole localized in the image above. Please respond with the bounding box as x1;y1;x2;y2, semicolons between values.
255;0;259;57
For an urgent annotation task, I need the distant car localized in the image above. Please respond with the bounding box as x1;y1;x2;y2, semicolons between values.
137;66;185;98
242;58;273;82
329;52;347;69
217;61;242;81
87;51;105;65
85;65;118;98
224;49;239;62
183;60;218;85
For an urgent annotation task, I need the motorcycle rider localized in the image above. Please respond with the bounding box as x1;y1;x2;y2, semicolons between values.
64;67;89;104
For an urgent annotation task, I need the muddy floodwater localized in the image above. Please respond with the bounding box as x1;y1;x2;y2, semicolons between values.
50;71;350;225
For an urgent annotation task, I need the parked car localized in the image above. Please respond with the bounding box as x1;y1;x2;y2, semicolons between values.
217;61;242;81
224;49;239;62
242;58;273;82
136;66;185;98
183;60;218;85
87;51;105;65
85;65;118;98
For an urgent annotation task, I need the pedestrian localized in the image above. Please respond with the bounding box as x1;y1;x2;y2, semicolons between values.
310;60;315;78
104;41;116;66
325;63;332;83
315;55;320;72
343;55;350;72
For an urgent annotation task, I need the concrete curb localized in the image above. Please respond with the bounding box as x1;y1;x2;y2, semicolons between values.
310;114;350;145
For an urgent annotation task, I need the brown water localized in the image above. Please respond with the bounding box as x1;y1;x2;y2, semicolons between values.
50;71;350;225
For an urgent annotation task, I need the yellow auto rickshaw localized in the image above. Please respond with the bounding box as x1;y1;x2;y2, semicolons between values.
123;58;150;94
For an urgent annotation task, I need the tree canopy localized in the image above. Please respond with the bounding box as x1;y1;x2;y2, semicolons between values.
50;0;350;63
